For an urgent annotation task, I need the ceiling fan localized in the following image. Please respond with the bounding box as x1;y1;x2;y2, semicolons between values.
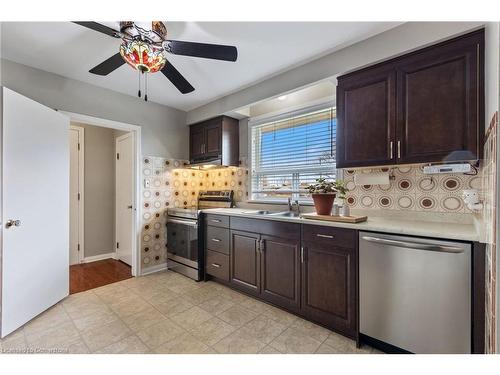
74;21;238;100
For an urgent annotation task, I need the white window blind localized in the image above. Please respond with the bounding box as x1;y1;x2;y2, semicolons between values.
250;106;337;201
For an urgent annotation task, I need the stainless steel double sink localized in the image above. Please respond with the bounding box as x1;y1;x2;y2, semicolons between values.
240;210;301;218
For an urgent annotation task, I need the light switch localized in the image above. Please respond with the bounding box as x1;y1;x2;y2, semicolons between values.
144;179;150;188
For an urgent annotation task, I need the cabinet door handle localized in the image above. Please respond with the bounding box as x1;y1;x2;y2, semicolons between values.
260;239;265;253
397;140;401;159
210;219;221;223
390;141;394;159
211;238;221;242
316;234;334;239
211;263;221;268
300;246;304;263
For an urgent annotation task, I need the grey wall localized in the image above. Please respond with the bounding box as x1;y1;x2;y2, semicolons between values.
0;59;188;159
187;22;485;124
72;123;116;258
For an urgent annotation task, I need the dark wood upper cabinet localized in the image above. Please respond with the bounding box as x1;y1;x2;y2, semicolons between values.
189;115;239;166
190;124;205;160
396;31;483;164
230;230;261;296
260;234;300;313
336;29;484;168
301;225;357;338
337;65;397;168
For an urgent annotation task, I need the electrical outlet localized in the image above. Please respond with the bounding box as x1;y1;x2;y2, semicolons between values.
144;179;150;188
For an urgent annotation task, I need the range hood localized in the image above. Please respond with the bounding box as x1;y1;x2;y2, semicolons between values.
186;157;227;170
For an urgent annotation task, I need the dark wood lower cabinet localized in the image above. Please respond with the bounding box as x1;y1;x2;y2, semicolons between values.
226;223;356;337
301;227;358;338
230;230;261;296
260;234;300;312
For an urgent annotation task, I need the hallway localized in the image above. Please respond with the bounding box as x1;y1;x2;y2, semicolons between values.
70;259;132;294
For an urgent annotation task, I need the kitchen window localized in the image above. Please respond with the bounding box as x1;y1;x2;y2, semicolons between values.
250;104;337;202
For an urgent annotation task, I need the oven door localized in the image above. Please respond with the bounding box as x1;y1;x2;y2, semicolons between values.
166;218;199;268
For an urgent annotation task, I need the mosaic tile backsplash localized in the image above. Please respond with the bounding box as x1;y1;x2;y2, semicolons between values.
342;165;483;214
140;156;248;270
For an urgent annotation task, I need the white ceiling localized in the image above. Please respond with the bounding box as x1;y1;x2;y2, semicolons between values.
1;22;401;111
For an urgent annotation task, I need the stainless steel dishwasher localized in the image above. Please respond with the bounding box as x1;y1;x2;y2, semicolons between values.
359;231;471;354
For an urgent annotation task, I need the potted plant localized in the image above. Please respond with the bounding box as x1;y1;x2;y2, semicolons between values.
306;177;337;215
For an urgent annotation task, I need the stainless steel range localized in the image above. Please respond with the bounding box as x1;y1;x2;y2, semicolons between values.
166;190;233;280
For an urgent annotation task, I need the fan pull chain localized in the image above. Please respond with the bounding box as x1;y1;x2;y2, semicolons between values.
144;73;148;102
138;71;141;98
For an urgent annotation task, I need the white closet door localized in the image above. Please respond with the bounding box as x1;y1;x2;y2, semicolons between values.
115;132;135;266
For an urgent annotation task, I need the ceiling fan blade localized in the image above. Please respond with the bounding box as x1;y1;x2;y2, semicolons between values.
161;61;195;94
89;53;125;76
73;21;121;38
165;40;238;62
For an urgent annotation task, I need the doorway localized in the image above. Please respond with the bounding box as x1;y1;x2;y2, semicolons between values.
65;112;141;294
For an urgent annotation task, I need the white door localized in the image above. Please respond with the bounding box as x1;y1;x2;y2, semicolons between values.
115;133;134;266
1;88;70;338
69;126;83;265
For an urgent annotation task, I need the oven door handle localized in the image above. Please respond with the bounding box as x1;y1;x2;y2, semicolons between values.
167;218;198;228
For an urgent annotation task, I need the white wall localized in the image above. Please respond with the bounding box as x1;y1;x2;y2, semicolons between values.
0;59;188;159
187;22;485;124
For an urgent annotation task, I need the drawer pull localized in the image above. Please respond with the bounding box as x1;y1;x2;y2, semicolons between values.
316;234;334;239
211;263;221;268
210;219;222;223
211;238;221;242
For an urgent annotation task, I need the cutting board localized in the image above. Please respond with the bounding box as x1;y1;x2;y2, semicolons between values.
301;213;368;223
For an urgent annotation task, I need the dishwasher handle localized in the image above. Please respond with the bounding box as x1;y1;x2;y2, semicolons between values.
361;235;464;254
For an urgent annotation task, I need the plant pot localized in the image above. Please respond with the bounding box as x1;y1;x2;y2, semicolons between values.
311;193;336;215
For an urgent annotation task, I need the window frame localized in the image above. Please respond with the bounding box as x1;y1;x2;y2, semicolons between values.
247;101;341;204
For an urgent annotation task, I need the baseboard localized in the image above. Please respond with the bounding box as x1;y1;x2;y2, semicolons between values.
81;252;117;263
140;263;168;276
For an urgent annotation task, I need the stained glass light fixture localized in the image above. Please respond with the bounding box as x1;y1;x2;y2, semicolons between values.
119;39;166;73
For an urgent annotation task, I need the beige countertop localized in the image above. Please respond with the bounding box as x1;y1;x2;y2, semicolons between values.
202;208;481;242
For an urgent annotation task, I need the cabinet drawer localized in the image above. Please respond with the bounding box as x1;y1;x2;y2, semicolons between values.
206;225;230;254
302;225;356;250
205;214;230;228
206;250;229;281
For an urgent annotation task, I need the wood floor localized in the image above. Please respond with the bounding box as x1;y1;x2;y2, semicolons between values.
70;259;132;294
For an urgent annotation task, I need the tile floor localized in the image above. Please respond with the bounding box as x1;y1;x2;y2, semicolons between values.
0;270;380;354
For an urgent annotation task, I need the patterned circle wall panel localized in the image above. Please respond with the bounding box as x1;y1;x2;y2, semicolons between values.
345;195;357;207
361;184;374;192
417;177;437;193
417;195;437;210
345;180;357;192
397;195;414;210
397;178;413;192
440;195;463;212
378;196;393;209
441;176;462;192
360;195;375;208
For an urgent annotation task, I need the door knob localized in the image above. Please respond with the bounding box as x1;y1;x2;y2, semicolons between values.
127;205;133;209
5;219;21;228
